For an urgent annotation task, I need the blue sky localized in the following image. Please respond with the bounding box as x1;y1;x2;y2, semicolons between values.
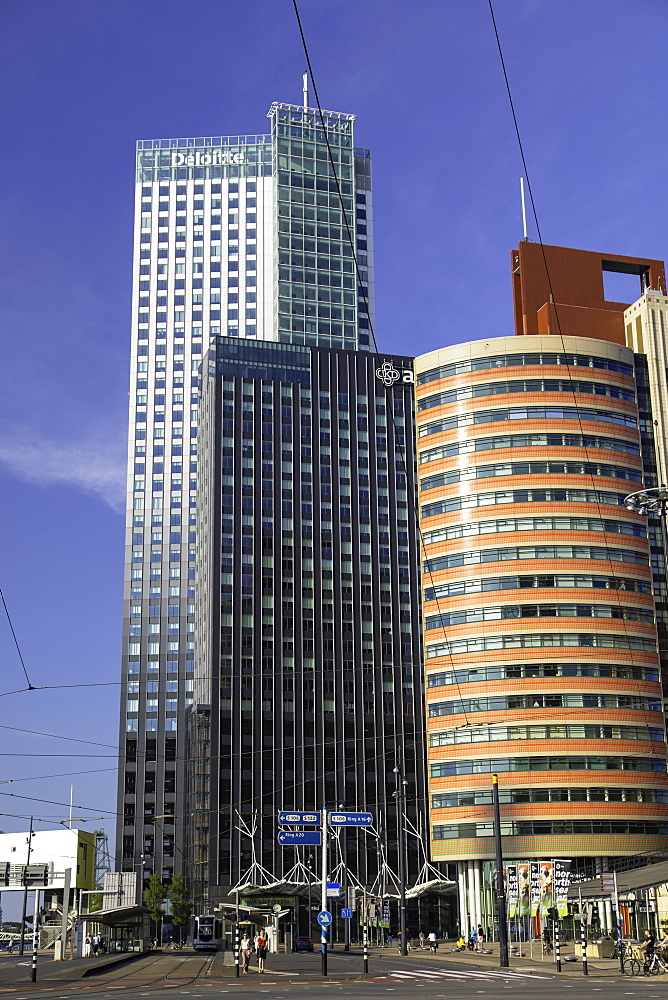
1;0;667;893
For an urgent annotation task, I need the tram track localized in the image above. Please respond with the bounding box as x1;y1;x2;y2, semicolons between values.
0;951;214;997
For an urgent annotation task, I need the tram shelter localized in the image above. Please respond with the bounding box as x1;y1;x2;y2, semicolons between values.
81;904;151;953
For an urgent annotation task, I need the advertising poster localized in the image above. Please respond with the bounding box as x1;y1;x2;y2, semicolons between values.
530;862;542;914
518;863;531;916
553;859;572;918
539;861;553;914
506;864;519;918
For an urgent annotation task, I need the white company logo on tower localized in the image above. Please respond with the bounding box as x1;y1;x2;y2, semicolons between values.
375;360;414;386
171;150;246;167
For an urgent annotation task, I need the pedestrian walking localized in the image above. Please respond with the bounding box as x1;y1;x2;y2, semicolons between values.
84;936;91;957
428;931;437;952
92;934;100;956
256;931;268;973
419;931;425;949
240;935;252;974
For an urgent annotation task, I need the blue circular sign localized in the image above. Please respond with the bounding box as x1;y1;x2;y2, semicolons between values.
317;910;332;926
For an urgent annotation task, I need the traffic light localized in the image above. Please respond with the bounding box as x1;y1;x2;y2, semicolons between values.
546;907;559;922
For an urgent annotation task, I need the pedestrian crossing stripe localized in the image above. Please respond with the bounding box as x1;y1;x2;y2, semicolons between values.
390;968;552;981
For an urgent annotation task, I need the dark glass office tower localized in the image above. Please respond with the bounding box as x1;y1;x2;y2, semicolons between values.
189;339;426;909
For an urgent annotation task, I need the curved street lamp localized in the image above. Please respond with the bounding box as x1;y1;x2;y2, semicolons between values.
624;485;668;518
625;485;668;583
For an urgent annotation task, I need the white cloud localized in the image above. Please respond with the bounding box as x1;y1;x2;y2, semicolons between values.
0;427;126;512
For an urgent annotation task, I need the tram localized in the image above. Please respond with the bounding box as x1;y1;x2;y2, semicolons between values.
193;914;223;951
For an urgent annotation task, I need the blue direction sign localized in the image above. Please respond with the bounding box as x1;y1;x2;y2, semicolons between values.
329;812;373;826
341;908;353;919
317;910;333;926
278;811;320;825
277;830;322;846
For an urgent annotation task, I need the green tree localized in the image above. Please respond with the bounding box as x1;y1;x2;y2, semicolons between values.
143;873;168;946
168;874;192;945
88;889;103;913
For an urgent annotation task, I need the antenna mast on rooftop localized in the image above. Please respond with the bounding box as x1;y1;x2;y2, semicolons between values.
520;177;528;241
303;71;308;109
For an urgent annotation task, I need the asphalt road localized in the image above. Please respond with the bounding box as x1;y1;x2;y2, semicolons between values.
0;949;666;1000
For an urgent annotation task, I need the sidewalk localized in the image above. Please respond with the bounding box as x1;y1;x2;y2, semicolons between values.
0;949;154;984
392;942;623;978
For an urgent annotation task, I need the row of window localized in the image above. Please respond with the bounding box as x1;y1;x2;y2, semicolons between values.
433;820;668;840
426;632;655;657
418;379;635;411
428;693;661;717
426;663;659;686
421;515;646;545
420;460;641;490
418;405;638;436
417;353;634;383
428;723;663;746
432;787;668;808
424;602;654;628
429;755;666;777
423;573;650;600
126;718;178;731
423;544;648;572
422;488;632;517
419;432;640;463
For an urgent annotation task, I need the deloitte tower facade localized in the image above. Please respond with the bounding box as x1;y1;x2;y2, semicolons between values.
116;100;432;910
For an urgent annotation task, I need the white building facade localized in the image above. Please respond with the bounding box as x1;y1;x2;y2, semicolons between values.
117;100;374;886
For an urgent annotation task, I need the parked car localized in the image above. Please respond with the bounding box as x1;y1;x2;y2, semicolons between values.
293;936;314;953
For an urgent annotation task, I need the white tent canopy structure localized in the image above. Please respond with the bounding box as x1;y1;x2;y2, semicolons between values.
226;810;456;899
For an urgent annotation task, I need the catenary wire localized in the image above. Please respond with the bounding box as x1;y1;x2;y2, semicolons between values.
0;587;33;689
487;0;663;749
290;0;473;728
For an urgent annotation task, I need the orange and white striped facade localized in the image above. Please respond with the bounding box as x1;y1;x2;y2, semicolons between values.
414;335;668;870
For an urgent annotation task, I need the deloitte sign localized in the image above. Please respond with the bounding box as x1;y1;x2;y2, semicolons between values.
171;150;246;167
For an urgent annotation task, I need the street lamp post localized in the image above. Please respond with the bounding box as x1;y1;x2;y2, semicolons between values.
307;852;313;942
392;766;408;957
19;818;34;956
625;486;668;576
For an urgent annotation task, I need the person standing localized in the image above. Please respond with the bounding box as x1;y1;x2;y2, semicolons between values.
256;931;268;973
477;925;485;952
84;936;91;957
419;931;425;949
240;934;252;974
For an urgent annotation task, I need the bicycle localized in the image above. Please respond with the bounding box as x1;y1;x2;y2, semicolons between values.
644;952;668;976
622;944;643;976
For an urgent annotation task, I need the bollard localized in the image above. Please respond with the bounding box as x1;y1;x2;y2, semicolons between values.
580;921;588;976
554;922;561;973
234;922;240;978
363;923;368;974
30;890;39;983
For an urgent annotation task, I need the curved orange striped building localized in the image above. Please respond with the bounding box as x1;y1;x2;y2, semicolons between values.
414;334;668;932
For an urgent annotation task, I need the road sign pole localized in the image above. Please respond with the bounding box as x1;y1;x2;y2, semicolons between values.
613;871;624;975
321;806;328;977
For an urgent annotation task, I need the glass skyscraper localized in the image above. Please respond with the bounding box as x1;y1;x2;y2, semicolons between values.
190;339;427;915
116;100;380;890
